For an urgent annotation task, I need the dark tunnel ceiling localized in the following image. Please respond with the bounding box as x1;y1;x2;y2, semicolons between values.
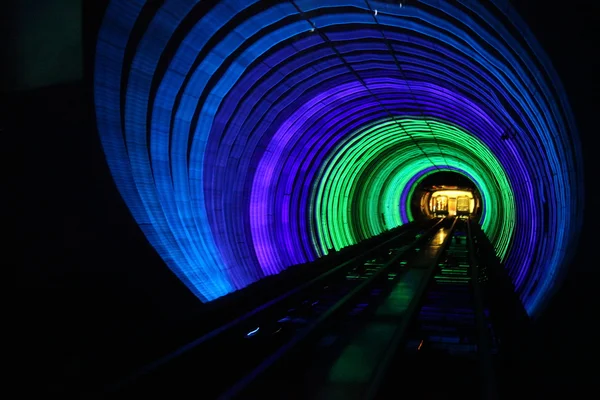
419;171;476;188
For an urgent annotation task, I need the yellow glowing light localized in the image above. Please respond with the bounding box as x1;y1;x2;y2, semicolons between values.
429;190;475;216
431;190;473;198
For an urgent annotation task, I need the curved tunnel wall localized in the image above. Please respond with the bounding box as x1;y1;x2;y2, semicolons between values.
94;0;584;316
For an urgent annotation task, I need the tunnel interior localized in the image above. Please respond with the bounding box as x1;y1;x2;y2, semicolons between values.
93;0;585;317
412;170;482;220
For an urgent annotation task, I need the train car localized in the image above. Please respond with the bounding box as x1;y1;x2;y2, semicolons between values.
456;195;470;216
432;195;449;217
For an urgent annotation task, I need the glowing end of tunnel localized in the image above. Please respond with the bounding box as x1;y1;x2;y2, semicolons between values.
94;0;584;316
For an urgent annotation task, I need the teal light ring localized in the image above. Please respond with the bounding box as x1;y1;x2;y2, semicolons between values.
312;118;515;258
94;0;219;301
124;0;237;295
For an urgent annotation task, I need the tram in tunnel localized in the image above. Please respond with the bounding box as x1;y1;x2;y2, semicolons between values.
456;195;471;216
432;194;449;217
409;171;482;221
421;187;480;219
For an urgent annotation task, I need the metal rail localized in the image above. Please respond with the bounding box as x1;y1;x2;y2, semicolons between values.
467;217;498;400
220;217;457;400
363;216;459;400
363;217;498;400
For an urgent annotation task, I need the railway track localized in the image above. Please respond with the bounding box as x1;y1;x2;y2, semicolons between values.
105;216;527;400
221;217;504;400
372;216;499;400
221;217;460;399
108;217;448;398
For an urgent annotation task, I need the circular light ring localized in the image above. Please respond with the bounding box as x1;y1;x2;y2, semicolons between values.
311;118;514;256
247;76;521;275
94;0;584;314
245;74;518;269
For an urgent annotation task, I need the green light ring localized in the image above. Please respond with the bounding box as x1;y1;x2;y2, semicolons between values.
314;118;515;257
318;121;407;250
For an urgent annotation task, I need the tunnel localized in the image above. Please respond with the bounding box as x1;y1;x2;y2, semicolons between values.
411;171;482;219
93;0;585;319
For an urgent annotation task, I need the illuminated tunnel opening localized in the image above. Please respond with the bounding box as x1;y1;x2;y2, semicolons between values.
94;0;584;316
412;171;482;221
